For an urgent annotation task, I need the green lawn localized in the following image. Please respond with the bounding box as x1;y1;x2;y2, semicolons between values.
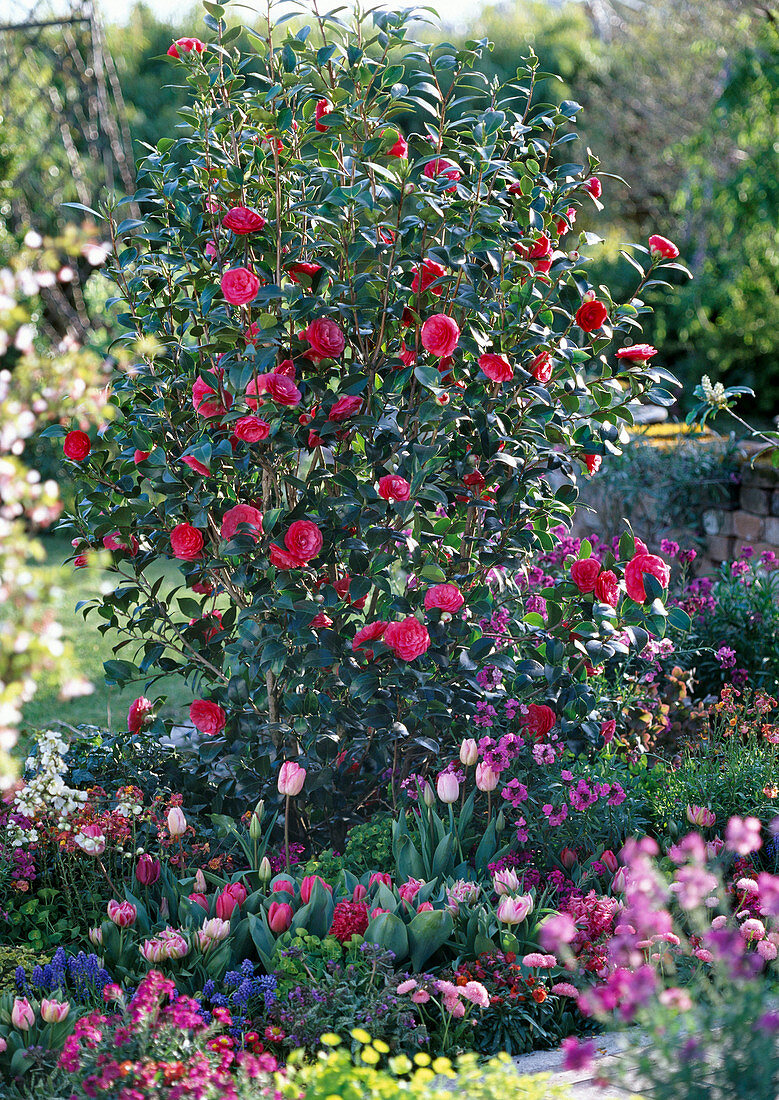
18;536;192;747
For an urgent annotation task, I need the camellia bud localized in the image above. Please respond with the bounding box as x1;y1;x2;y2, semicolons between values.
258;856;272;882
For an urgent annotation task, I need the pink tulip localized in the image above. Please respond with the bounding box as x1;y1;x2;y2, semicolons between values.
11;997;35;1030
459;738;478;766
600;849;619;874
496;894;533;925
107;900;137;927
436;772;459;804
188;892;209;910
493;869;521;896
215;882;247;920
40;998;70;1024
197;917;231;952
560;847;578;869
686;804;716;828
475;762;499;792
135;854;161;885
369;872;392;889
193;868;207;892
268;901;293;933
300;874;332;905
277;761;306;796
272;878;295;894
353;883;368;902
167;807;187;837
416;901;434;912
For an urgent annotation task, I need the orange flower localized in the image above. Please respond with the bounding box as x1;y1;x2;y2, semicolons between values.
532;987;547;1003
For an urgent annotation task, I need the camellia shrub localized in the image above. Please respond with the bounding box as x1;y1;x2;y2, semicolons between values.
62;2;686;824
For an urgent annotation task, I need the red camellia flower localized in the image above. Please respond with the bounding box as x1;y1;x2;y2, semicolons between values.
384;617;431;661
424;583;464;613
585;454;602;475
616;344;658;364
555;207;576;235
575;300;609;332
399;342;416;367
411;258;447;296
221;503;263;542
352;620;388;658
64;430;91;461
103;532;139;556
315;98;332;132
170;523;204;560
245;374;301;408
329;395;363;422
595;569;619;607
133;449;150;464
583;176;602;198
288;261;322;284
221;267;260;305
274;359;296;379
181;454;211;476
530;351;553;383
518;233;551;260
571;557;601;594
222;206;266;234
378;474;411;501
304;317;345;359
233;415;270;442
421;313;460;357
329;899;369;943
422;158;461;191
624;553;671;603
519;703;556;741
269;544;306;569
284;520;323;563
387;132;408;158
478;353;513;382
128;697;154;733
167;37;205;58
189;698;227;736
648;234;679;260
192;374;233;417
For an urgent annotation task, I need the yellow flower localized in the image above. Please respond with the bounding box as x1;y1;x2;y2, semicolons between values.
351;1027;371;1045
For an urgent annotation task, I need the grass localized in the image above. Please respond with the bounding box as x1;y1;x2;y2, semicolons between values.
17;536;192;748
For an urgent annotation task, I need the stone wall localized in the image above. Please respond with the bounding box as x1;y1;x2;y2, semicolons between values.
700;455;779;571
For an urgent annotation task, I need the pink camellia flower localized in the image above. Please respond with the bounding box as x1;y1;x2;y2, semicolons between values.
594;570;619;607
245;372;302;407
314;98;332;131
648;234;679;260
422;158;461;190
135;854;161;886
74;824;106;856
624;553;671;603
478;353;513;382
493;869;521;896
616;343;658;364
583;176;602;198
269;543;307;569
384;617;431;661
530;351;553;383
233;415;270;442
725;815;763;856
171;523;205;562
283;519;323;563
575;299;609;332
300;874;333;905
220;503;263;542
288;261;322;284
222;206;266;234
11;997;35;1031
108;899;137;927
278;761;306;797
436;772;459;803
189;699;226;736
329;395;363;422
310;612;333;629
192;373;233;417
424;583;464;613
181;454;210;477
268;901;293;933
103;531;139;556
412;258;447;296
63;430;91;461
205;240;218;261
460;738;478;766
538;912;577;951
197;917;231;952
378;474;411;502
166;805;185;836
555;207;577;235
305;317;345;359
475;762;499;791
421;313;460;357
167;37;205;58
352;620;388;658
40;998;69;1024
216;882;247;920
571;557;601;593
128;697;154;733
519;703;556;741
221;267;261;305
686;804;716;828
496;894;533;924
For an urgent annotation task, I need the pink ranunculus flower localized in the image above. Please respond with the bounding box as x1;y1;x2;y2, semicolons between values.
221;503;263;542
384;617;431;661
189;699;226;736
478;353;513;382
421;313;460;357
424;583;464;613
378;474;411;502
108;899;137;927
278;760;306;796
624;553;670;603
221;267;260;305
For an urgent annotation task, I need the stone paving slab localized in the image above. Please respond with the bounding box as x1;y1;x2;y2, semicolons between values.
512;1033;645;1098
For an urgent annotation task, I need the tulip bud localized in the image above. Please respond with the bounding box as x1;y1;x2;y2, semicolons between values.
612;868;628;892
0;1037;6;1052
11;997;35;1031
300;874;332;905
254;799;265;820
353;883;368;902
600;849;619;874
496;810;506;833
421;780;436;807
249;812;263;840
160;897;170;920
88;926;103;948
167;806;187;837
459;738;478;766
436;772;459;804
560;847;578;870
40;998;70;1024
258;856;272;882
135;853;161;886
216;882;247;920
277;760;306;797
193;868;207;893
